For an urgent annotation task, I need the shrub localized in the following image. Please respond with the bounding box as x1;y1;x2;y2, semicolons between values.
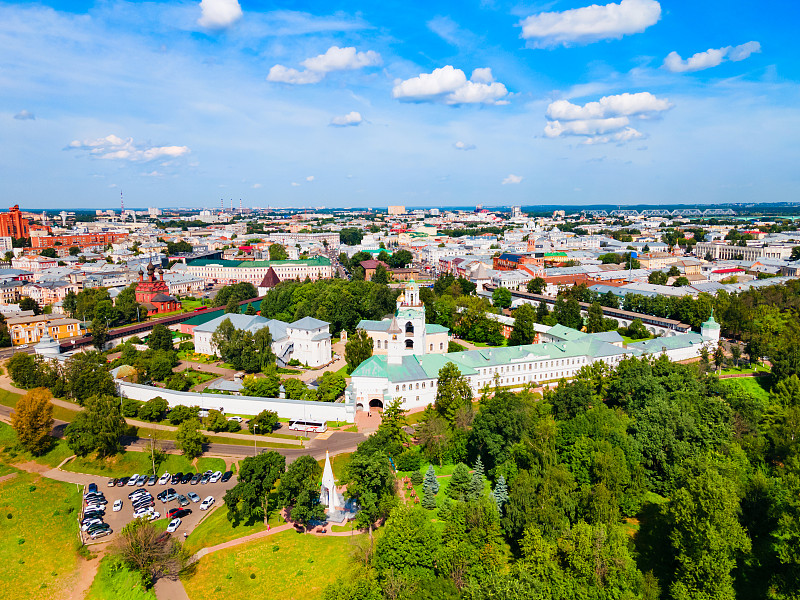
395;448;421;472
410;471;423;486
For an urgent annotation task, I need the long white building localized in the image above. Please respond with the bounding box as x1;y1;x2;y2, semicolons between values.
186;256;333;286
349;310;721;413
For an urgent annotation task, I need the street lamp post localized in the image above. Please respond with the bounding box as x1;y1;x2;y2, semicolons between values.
253;423;258;456
148;434;155;476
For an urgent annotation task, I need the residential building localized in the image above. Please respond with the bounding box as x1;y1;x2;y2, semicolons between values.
0;205;30;239
186;256;333;286
8;314;84;346
695;242;794;261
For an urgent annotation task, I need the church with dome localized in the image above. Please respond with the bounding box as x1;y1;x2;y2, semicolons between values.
135;262;180;316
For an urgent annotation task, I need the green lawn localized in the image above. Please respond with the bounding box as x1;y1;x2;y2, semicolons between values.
195;457;226;473
181;299;205;311
723;376;773;403
0;387;82;422
85;557;156;600
621;334;655;345
720;364;771;376
0;422;74;468
62;450;195;478
0;469;83;600
184;501;284;555
183;529;356;600
176;351;217;364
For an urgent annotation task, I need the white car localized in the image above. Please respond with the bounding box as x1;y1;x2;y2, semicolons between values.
133;507;154;519
227;416;243;423
147;511;161;522
127;474;139;486
84;503;105;513
81;518;103;531
158;472;170;485
112;500;123;512
166;517;181;533
199;496;215;511
209;471;222;483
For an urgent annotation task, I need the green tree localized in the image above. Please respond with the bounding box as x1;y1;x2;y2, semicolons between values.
113;518;186;586
372;264;390;284
435;362;473;424
536;300;550;324
68;245;80;256
63;351;115;403
373;504;438;580
203;409;228;432
343;450;397;540
508;303;536;346
673;276;690;287
447;463;472;501
554;297;583;330
19;296;42;315
65;394;127;457
241;372;281;398
7;352;37;388
11;388;54;455
585;302;605;333
282;378;308;400
492;287;512;309
39;247;57;258
167;404;198;425
148;324;174;352
248;409;278;434
422;465;439;509
317;371;346;402
137;397;168;422
668;465;751;600
91;317;108;350
224;451;286;525
648;271;668;285
492;475;509;513
345;329;373;373
714;345;725;373
417;410;451;466
268;244;288;260
62;290;78;318
175;418;206;459
527;277;546;295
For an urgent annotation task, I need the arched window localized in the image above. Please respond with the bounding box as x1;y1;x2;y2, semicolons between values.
402;384;406;391
439;343;443;350
405;321;414;335
405;339;414;349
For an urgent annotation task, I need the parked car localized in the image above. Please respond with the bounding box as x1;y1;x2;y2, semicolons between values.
200;496;215;511
107;478;117;487
89;527;112;539
132;498;154;510
200;471;212;485
209;471;222;484
83;510;105;519
227;416;243;423
147;475;157;486
167;507;192;519
87;483;98;494
221;471;233;483
177;494;190;507
81;518;103;531
129;488;150;499
147;511;161;521
112;500;123;512
170;472;183;485
166;518;181;533
181;473;193;484
158;472;170;485
117;477;130;487
127;474;139;486
187;492;200;503
160;488;178;503
136;474;147;486
190;474;201;485
86;523;110;535
84;494;106;504
84;503;106;513
133;507;154;519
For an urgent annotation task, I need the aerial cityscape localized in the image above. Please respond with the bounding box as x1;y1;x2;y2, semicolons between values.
1;0;800;600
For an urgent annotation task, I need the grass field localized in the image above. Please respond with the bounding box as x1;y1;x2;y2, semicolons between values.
720;364;771;376
0;469;83;600
184;501;284;555
621;334;655;345
195;457;226;473
722;375;773;402
0;422;74;468
183;529;355;600
0;387;82;422
62;451;196;478
85;557;156;600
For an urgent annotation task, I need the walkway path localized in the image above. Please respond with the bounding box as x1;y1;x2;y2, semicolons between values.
298;340;347;383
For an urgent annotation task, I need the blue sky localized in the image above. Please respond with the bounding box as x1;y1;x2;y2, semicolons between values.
1;0;798;209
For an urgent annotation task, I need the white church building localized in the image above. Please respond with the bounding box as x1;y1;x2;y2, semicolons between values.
193;313;332;367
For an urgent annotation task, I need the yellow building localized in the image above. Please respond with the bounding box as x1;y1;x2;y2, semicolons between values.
7;315;85;346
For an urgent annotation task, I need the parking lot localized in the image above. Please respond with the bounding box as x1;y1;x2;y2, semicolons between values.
81;472;239;544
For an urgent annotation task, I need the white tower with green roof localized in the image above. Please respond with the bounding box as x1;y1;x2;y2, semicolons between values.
701;310;721;344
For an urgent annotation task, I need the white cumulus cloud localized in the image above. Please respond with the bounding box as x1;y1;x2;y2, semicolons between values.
252;183;262;189
544;92;671;144
502;174;523;185
392;66;509;105
13;110;35;120
330;111;363;127
520;0;661;47
197;0;242;29
67;134;190;162
453;141;476;150
663;41;761;73
306;175;315;182
267;46;381;85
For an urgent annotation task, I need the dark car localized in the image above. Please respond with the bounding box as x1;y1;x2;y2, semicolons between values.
161;488;178;503
117;476;130;487
199;471;212;485
180;472;193;484
167;508;192;519
220;471;233;483
87;483;98;494
190;473;201;485
83;510;105;519
170;472;183;485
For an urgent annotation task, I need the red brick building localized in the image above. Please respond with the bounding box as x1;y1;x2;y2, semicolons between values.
31;232;128;249
135;263;180;316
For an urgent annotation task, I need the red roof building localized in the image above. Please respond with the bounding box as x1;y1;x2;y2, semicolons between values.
135;263;180;316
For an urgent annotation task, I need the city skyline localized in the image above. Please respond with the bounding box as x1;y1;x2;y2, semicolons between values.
2;0;798;209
